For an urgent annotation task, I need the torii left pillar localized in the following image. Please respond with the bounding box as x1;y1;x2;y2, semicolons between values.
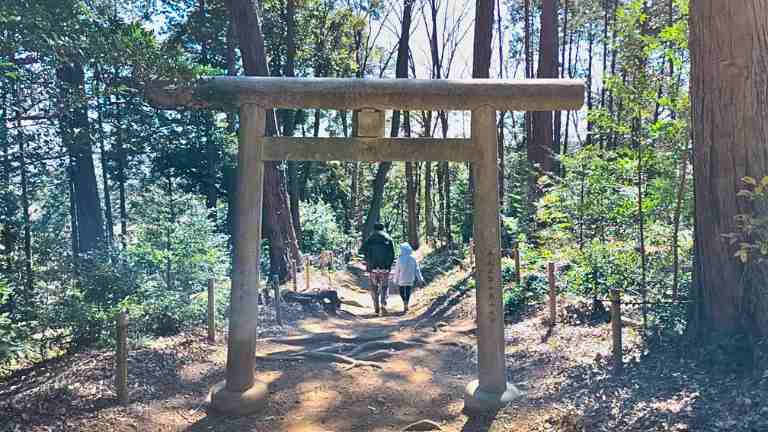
209;104;269;414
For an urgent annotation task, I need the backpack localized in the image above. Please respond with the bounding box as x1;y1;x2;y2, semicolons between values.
363;233;395;270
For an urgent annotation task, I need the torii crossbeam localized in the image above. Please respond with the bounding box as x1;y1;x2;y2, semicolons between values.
146;77;584;415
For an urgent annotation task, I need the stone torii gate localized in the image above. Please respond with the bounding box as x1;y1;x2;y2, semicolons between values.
147;77;583;415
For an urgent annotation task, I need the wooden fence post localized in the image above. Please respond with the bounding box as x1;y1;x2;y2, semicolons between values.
207;279;216;342
324;251;334;287
305;256;311;292
610;289;623;374
514;247;521;283
115;311;129;405
272;275;282;325
291;258;298;292
548;262;556;326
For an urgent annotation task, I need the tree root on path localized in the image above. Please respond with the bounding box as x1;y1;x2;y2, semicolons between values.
259;327;475;370
266;330;393;346
358;349;397;361
256;351;384;370
346;339;428;357
255;343;355;360
307;342;356;354
259;336;470;365
433;340;472;350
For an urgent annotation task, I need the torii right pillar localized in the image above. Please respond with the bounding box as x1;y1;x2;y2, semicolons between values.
464;106;521;412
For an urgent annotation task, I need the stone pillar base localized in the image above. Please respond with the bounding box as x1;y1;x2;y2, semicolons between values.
208;380;268;416
463;379;523;413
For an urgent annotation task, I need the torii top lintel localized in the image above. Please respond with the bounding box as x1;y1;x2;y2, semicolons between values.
146;77;585;112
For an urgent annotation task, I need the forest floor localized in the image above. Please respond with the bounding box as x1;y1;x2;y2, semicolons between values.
2;248;768;432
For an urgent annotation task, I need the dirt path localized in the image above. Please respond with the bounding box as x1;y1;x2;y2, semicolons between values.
3;255;767;431
227;262;482;432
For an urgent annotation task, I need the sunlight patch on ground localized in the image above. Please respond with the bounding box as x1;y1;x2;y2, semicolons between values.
256;370;283;384
407;367;434;384
296;387;342;412
281;419;335;432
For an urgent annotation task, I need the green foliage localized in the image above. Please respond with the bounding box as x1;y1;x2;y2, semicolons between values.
121;187;228;337
563;240;639;299
299;201;347;254
129;184;227;290
528;0;693;335
0;0;411;373
501;260;548;316
500;216;520;250
0;279;21;366
725;176;768;264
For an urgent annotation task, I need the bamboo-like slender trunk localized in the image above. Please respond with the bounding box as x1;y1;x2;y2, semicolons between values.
116;112;128;250
635;120;647;329
17;114;32;296
586;26;594;147
671;148;688;300
94;72;114;247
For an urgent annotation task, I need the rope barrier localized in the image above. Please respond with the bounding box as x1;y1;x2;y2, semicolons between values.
595;298;694;306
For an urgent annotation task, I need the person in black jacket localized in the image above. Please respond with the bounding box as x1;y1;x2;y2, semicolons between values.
359;223;395;316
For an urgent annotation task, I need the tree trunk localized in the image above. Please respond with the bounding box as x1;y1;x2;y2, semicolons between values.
423;112;434;242
165;173;175;291
496;0;506;206
284;0;301;237
672;147;688;300
1;89;15;272
472;0;494;79
94;72;114;248
351;160;359;231
362;162;392;239
58;63;104;253
226;21;238;133
17;114;32;298
69;172;79;259
634;118;647;328
440;114;452;246
600;0;610;148
608;0;618;149
469;0;495;239
437;161;446;241
554;0;565;157
563;27;577;156
116;108;128;250
529;0;558;201
523;0;532;165
585;26;594;147
405;112;419;249
362;0;413;241
224;0;301;280
689;0;768;339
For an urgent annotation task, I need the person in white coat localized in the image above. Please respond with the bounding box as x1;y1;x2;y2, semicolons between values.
391;243;424;312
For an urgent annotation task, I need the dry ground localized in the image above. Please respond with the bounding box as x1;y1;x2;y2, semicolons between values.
2;251;767;431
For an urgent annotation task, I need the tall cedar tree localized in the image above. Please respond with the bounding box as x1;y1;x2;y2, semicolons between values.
529;0;558;180
403;0;419;250
689;0;768;340
284;0;301;236
468;0;495;236
58;63;105;253
224;0;301;280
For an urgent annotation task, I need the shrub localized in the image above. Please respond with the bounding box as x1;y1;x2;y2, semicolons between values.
501;260;548;315
299;201;347;254
563;240;638;300
0;279;21;366
726;176;768;264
